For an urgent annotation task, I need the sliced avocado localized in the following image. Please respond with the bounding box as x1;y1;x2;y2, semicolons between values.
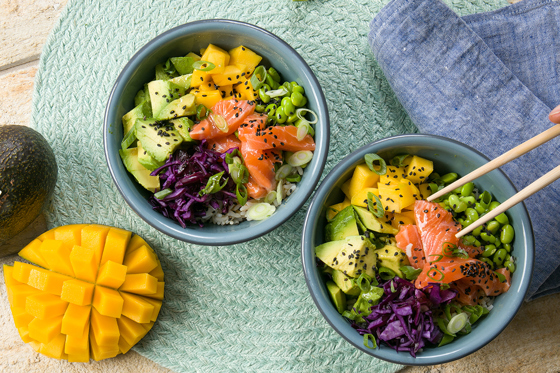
119;147;160;192
155;62;178;81
326;280;347;314
156;94;196;121
170;117;195;142
374;244;410;278
122;101;150;135
317;236;376;278
353;206;398;235
332;270;361;296
121;125;137;150
135;119;183;162
148;80;187;119
170;57;197;75
137;141;165;171
170;74;192;90
325;205;359;241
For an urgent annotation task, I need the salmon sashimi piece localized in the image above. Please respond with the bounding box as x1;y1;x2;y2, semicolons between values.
241;125;315;152
395;224;426;269
264;148;283;164
246;176;268;200
190;99;255;140
206;135;241;153
414;200;461;260
450;267;512;305
237;113;268;139
240;142;276;192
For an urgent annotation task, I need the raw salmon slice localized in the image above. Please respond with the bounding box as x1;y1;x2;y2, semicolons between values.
241;125;315;152
240;142;276;192
206;135;241;153
237;113;268;139
414;200;461;260
395;224;426;269
190;99;255;140
246;176;268;200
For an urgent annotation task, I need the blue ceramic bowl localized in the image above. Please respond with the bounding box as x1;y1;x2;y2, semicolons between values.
301;134;534;365
104;20;329;246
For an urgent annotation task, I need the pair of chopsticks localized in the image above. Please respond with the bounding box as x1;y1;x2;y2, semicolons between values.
426;123;560;238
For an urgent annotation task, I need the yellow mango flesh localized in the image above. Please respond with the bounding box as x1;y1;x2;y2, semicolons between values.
379;166;407;185
193;89;222;110
228;45;262;75
326;198;351;221
348;164;380;198
405;155;434;184
4;224;164;362
350;188;379;208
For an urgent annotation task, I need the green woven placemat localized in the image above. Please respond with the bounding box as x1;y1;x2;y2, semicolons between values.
31;0;506;371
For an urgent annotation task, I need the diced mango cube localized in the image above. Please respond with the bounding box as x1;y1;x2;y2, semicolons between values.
404;155;434;184
69;245;98;283
90;308;120;347
27;267;72;295
120;273;157;295
81;224;110;267
25;293;68;320
123;246;158;274
379;166;407;185
11;307;34;329
418;183;432;199
142;297;163;322
67;351;90;363
18;239;49;268
148;261;164;282
193;89;222;110
100;227;131;266
117;315;148;346
143;282;164;301
391;212;416;229
3;265;19;288
126;234;149;254
40;333;66;359
28;339;42;352
8;283;41;309
18;326;33;343
211;64;245;86
37;230;56;241
191;69;212;88
96;260;127;289
217;84;233;99
61;279;94;306
326;198;351;221
28;315;63;344
340;179;352;199
54;224;88;250
61;303;91;337
65;329;89;355
39;239;75;277
350;187;379;208
348;164;380;198
92;286;123;318
119;292;154;324
233;77;258;101
118;336;134;354
12;261;35;283
90;331;119;361
228;45;262;75
202;46;230;75
377;184;403;213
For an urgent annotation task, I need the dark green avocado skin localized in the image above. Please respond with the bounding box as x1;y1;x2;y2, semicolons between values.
0;125;57;253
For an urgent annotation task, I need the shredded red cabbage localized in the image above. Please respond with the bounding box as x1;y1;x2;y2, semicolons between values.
351;277;456;357
149;140;239;227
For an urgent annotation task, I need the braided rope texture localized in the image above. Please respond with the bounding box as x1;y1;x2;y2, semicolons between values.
30;0;504;371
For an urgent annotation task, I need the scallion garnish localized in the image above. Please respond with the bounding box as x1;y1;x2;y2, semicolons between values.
196;104;208;120
364;153;387;175
367;192;384;218
192;60;216;71
214;114;228;133
295;108;318;124
428;254;444;263
199;171;228;196
276;178;284;204
287;151;313;167
264;191;277;204
228;163;249;185
378;266;396;281
363;334;377;349
442;242;469;259
494;271;507;283
426;267;445;281
390;154;410;167
235;183;248;205
246;202;276;220
154;188;172;199
266;87;289;98
275;164;293;180
250;65;267;90
356;273;372;293
446;313;469;334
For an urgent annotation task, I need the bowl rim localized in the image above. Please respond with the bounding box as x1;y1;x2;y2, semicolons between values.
103;19;330;245
301;133;535;365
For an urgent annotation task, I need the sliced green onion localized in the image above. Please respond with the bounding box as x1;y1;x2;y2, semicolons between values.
287;151;313;167
192;60;215;71
390;154;410;168
236;183;248;205
199;171;228;196
443;242;469;259
250;65;267;90
296;123;309;141
265;87;289;98
246;203;276;220
429;254;444;263
436;317;456;337
154;188;172;199
367;192;384;218
264;191;277;204
276;179;284;205
356;273;372;293
295;108;318;124
390;280;396;293
275;164;293;180
363;334;377;349
364;153;387;175
214;114;228;133
225;150;241;164
438;334;455;347
229;163;249;184
447;313;469;334
285;174;301;183
378;266;396;281
196;104;208;120
494;271;507;283
400;266;422;280
426;267;445;282
342;310;356;321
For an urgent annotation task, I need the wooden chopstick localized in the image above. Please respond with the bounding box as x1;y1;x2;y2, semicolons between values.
456;164;560;238
427;123;560;202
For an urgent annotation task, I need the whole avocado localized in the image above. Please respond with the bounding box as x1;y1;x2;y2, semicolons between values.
0;125;57;252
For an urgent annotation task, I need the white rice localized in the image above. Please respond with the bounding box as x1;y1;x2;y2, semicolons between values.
206;181;297;225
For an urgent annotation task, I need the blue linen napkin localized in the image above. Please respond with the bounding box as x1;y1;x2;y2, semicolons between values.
368;0;560;300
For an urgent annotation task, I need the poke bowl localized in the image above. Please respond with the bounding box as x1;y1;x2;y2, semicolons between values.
104;19;329;246
301;134;534;365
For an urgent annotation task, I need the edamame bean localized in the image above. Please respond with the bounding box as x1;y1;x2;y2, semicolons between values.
441;173;458;184
282;82;293;95
461;182;475;197
493;249;507;267
281;97;296;116
259;88;271;103
472;225;483;237
481;257;494;269
291;91;306;107
500;224;514;244
275;106;287;123
502;243;512;253
287;114;298;123
448;194;460;207
267;67;281;82
463;235;477;245
482;244;497;257
480;232;496;243
466;208;479;221
486;221;501;235
265;75;279;90
495;213;509;225
292;84;305;94
474;203;486;215
479;191;492;208
505;261;516;273
474;239;481;247
488;201;500;211
461;196;476;207
265;103;277;116
255;104;266;113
